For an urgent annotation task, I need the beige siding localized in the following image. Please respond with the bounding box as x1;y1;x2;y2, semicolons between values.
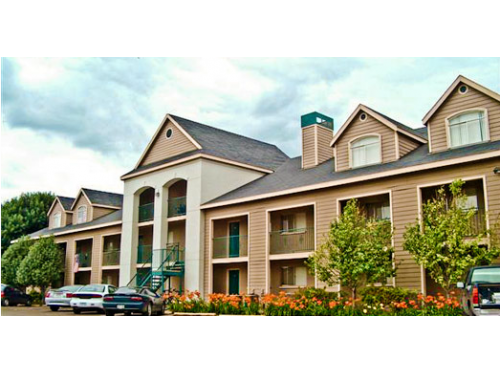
140;120;198;166
54;224;122;286
317;125;334;165
92;206;116;220
213;263;248;294
336;113;397;171
72;194;91;225
428;86;500;153
302;126;316;169
398;133;422;158
203;157;500;296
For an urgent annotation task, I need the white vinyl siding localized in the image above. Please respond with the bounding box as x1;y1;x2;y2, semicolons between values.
449;111;488;148
351;136;381;168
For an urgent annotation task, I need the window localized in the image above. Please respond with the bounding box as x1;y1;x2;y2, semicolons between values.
350;136;381;168
448;110;488;148
53;212;61;228
77;206;87;224
280;212;306;232
281;266;307;286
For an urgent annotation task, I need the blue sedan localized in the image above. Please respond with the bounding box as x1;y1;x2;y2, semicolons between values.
102;287;165;316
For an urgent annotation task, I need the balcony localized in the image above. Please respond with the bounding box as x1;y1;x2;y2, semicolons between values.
102;249;120;266
269;227;315;255
77;252;91;268
213;235;248;259
467;208;487;236
137;245;152;264
168;196;186;218
138;203;154;223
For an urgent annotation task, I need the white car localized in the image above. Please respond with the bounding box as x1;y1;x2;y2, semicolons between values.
70;284;117;314
46;285;83;311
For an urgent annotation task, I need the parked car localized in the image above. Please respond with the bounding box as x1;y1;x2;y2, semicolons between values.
45;285;83;311
70;284;117;314
1;284;32;307
102;287;165;316
457;265;500;316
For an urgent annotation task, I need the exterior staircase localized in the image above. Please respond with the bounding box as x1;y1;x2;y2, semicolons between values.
127;243;185;294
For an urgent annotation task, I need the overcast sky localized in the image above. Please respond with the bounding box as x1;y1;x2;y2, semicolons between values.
2;57;500;202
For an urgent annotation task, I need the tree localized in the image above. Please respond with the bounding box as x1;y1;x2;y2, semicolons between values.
307;199;396;300
403;179;500;297
1;192;55;253
16;236;65;298
1;236;33;288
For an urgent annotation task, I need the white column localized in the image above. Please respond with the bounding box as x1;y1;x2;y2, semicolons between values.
152;186;168;269
119;193;139;286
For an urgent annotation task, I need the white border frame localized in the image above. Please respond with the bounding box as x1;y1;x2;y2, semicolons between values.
445;108;490;150
348;133;382;169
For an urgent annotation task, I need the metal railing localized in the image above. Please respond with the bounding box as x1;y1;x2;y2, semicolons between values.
102;249;120;266
137;244;153;264
269;227;315;255
467;208;487;236
213;235;248;259
168;196;187;218
138;202;154;222
77;252;92;268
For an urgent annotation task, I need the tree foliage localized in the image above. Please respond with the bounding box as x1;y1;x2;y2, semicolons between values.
16;236;64;296
1;192;55;252
1;236;33;288
403;179;500;296
307;199;396;300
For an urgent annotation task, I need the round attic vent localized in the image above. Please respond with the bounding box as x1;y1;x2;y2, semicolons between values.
166;128;173;139
458;85;468;94
360;113;367;121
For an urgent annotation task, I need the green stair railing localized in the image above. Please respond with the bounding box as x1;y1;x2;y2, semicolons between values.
137;244;153;264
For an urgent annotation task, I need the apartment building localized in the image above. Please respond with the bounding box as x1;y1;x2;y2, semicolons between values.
30;75;500;295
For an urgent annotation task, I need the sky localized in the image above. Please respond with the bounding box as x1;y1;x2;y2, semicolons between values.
2;57;500;202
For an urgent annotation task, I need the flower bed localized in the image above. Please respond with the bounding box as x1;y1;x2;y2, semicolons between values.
164;288;463;316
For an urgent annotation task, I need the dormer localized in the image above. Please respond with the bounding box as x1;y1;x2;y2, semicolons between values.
47;196;74;229
330;105;427;172
301;112;334;169
71;188;123;225
423;75;500;153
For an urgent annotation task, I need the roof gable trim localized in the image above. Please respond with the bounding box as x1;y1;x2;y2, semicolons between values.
134;113;203;169
422;75;500;124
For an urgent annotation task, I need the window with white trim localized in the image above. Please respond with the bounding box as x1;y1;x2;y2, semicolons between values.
281;266;307;286
350;136;381;168
77;206;87;224
53;212;61;228
448;110;488;148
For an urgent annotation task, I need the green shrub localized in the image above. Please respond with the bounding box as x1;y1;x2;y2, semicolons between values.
29;291;43;305
360;286;419;306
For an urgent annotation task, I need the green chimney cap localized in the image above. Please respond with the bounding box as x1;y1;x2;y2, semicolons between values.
301;112;334;130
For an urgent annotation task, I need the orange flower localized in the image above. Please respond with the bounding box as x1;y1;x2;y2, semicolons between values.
317;300;323;306
329;301;337;309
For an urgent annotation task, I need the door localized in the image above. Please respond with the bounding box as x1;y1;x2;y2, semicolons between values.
228;270;240;295
229;222;240;258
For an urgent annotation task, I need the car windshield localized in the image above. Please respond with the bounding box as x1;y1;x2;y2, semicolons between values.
471;268;500;284
79;285;105;293
1;285;6;291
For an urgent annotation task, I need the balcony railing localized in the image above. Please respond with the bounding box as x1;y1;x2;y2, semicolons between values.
102;249;120;266
138;203;154;223
269;227;315;255
137;244;153;264
168;196;186;218
77;252;92;268
213;235;248;259
467;208;487;236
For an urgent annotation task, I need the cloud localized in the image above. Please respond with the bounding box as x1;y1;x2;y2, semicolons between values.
2;57;500;201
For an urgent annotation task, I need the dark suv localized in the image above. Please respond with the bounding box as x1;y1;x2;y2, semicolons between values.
1;284;32;307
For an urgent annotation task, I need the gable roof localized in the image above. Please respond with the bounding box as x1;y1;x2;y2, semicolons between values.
47;196;75;217
126;114;289;178
203;140;500;208
422;75;500;124
330;104;428;146
70;188;123;210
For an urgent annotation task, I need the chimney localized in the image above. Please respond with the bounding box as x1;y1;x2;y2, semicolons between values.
301;112;334;169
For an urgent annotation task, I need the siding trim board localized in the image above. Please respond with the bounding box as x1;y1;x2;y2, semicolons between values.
201;150;500;210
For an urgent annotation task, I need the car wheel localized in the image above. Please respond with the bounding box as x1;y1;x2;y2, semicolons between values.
157;304;165;316
143;303;153;316
105;311;115;316
2;299;9;307
73;308;81;315
50;306;60;312
26;300;32;307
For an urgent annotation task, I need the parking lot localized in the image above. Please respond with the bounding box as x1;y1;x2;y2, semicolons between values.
2;306;101;316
